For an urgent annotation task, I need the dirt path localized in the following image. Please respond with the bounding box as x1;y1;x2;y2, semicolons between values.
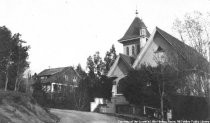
50;109;124;123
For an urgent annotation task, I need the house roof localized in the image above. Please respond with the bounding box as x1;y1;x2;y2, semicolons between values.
39;66;81;84
118;17;150;43
38;67;68;76
107;53;135;77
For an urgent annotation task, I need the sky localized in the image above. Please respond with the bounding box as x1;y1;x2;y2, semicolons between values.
0;0;209;74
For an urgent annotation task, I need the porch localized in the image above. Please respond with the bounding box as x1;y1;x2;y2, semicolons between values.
42;82;75;101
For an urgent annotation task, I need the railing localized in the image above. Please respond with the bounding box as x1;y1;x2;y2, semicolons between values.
144;106;163;119
46;92;66;101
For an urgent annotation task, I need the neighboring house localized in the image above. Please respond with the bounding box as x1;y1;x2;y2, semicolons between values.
37;66;81;99
96;13;210;115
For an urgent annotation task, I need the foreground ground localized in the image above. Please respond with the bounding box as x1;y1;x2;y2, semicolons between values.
51;109;125;123
0;90;58;123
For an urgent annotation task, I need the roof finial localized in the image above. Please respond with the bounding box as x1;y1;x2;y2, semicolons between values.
135;4;139;17
135;9;139;17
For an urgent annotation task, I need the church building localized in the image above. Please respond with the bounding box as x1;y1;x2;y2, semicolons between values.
91;11;210;117
104;11;151;113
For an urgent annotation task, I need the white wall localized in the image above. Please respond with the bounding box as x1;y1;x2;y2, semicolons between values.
123;37;148;56
123;44;135;56
134;33;179;69
90;98;104;112
140;37;147;48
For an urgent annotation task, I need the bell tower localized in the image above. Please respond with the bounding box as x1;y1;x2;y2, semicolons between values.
118;10;150;57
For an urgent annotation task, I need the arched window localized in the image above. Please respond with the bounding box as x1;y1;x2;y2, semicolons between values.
126;47;129;55
132;46;135;55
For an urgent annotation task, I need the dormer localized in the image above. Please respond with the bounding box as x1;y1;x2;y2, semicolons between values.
140;27;146;37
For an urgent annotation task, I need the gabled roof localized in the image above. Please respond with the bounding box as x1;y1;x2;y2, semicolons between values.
38;67;66;76
118;17;150;43
39;66;81;84
119;53;135;66
156;27;209;72
133;27;210;72
107;53;135;77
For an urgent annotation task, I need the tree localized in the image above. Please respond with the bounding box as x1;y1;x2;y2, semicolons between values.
75;64;87;78
12;33;29;91
172;11;210;57
119;64;185;120
86;51;104;91
0;26;13;90
93;51;104;77
173;11;210;118
0;26;29;91
86;45;117;99
99;75;113;100
86;55;97;87
32;74;47;106
73;77;91;111
103;45;117;75
119;66;154;106
86;45;117;78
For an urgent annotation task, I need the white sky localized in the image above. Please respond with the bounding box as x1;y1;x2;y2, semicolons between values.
0;0;209;73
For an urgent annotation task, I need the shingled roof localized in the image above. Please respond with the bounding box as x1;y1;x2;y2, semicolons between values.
119;53;135;67
156;27;210;72
118;17;150;42
107;53;135;77
133;27;210;72
38;67;67;76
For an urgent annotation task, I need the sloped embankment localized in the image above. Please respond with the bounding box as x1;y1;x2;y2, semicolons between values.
0;90;59;123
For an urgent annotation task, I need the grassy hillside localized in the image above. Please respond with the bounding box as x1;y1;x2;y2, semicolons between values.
0;90;59;123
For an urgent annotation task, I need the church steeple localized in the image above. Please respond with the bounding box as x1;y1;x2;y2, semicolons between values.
118;11;150;57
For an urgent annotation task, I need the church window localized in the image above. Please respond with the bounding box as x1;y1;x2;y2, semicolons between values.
126;47;129;55
132;46;135;55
